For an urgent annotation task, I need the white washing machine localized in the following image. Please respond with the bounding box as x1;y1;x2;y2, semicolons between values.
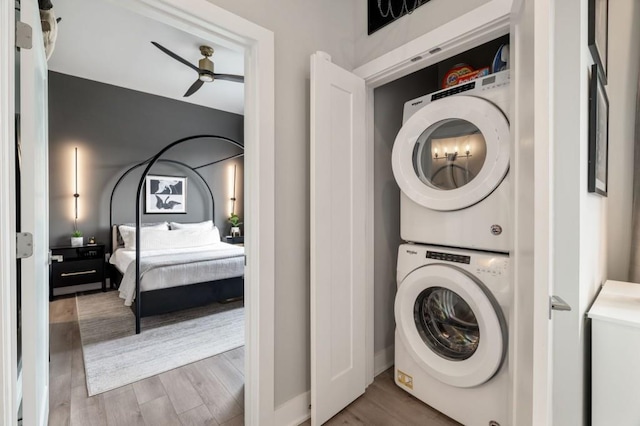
394;244;510;426
392;71;511;252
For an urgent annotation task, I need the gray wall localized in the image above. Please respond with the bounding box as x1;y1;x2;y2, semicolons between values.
48;71;244;248
373;66;439;354
202;0;358;406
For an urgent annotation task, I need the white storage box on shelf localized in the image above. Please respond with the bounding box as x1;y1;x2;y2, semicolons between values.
588;280;640;426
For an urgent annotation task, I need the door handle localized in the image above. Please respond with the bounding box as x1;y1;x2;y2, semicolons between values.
549;295;572;319
61;270;96;277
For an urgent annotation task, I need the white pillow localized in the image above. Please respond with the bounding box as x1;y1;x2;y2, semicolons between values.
169;220;214;230
118;222;169;249
139;228;220;250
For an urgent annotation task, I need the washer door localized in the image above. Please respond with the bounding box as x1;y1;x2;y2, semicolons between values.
395;264;507;388
392;95;510;211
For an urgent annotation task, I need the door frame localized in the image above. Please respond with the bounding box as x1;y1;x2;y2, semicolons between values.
0;0;277;424
0;1;18;424
352;0;548;424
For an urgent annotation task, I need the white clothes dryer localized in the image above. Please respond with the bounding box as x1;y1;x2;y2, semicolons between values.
394;244;510;426
392;71;511;252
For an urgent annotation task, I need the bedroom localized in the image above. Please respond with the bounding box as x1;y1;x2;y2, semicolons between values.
45;0;248;424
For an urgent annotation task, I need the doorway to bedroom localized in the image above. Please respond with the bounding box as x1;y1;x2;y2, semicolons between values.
46;0;253;424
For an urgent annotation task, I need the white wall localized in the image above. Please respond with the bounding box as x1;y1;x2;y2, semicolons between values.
353;0;491;67
551;0;612;423
203;0;358;407
606;0;640;281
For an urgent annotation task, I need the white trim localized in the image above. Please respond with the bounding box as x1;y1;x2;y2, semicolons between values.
374;345;395;377
113;2;276;424
0;0;17;424
364;85;375;386
353;0;512;87
274;391;310;426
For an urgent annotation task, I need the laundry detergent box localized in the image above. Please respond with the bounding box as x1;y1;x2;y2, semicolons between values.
456;67;490;85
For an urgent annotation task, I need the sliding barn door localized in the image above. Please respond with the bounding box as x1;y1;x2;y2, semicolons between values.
19;0;50;424
310;51;366;425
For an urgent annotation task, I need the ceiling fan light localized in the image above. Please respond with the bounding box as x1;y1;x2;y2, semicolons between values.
199;73;214;82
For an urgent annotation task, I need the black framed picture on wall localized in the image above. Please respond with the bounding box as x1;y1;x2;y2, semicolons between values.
588;0;608;83
145;175;187;213
368;0;431;35
588;64;609;196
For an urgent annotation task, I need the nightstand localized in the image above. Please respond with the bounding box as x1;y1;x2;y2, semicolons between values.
50;244;106;301
225;236;244;246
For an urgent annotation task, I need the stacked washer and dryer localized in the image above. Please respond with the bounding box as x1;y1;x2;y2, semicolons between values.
391;71;511;426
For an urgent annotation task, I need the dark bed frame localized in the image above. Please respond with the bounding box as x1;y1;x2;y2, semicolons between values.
109;134;245;334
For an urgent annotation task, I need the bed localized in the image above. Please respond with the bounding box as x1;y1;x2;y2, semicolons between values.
108;134;246;333
108;221;245;328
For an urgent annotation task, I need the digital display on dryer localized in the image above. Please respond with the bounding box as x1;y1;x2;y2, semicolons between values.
426;251;471;264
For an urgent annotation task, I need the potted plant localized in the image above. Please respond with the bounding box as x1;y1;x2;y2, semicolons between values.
71;229;83;247
228;213;243;237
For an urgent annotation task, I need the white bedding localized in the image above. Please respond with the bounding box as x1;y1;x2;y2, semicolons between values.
110;242;244;306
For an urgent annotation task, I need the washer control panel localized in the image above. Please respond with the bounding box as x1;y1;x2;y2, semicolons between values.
474;257;509;277
426;251;470;264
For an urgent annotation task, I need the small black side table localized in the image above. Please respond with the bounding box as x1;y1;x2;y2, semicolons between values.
49;244;106;301
225;236;244;245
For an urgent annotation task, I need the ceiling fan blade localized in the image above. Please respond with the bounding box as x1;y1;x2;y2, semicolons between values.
184;79;205;97
214;73;245;83
151;42;200;73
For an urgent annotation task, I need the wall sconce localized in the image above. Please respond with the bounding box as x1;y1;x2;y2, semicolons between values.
433;143;472;161
73;147;80;230
230;164;237;215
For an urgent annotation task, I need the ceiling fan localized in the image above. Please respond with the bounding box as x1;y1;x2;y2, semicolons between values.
151;41;244;97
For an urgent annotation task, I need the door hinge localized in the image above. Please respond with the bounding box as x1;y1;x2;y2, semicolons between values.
16;232;33;259
16;21;33;49
549;295;572;319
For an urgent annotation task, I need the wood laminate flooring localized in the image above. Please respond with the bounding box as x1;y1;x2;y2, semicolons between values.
49;295;244;426
50;293;459;426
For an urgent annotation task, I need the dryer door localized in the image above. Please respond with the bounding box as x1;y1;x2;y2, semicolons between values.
395;264;507;388
392;95;510;211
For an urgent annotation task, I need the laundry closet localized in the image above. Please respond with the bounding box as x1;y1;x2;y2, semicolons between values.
371;33;511;426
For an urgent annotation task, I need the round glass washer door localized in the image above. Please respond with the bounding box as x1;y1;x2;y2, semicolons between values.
395;264;507;388
392;95;510;211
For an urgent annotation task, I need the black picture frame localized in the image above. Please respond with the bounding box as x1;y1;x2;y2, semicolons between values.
588;64;609;197
588;0;608;83
145;175;187;213
368;0;431;35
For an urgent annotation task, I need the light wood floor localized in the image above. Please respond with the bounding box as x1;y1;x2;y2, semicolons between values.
49;293;459;426
303;369;460;426
49;294;244;426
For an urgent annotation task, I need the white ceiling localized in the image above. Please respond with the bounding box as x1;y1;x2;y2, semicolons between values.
48;0;245;115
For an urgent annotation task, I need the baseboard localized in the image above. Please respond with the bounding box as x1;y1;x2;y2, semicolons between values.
273;347;393;426
274;391;310;426
374;345;394;377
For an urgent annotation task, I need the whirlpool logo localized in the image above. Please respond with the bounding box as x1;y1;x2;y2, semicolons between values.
406;249;418;255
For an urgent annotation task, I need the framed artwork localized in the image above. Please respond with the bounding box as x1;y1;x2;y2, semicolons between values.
368;0;431;35
145;175;187;213
588;0;608;83
588;64;609;196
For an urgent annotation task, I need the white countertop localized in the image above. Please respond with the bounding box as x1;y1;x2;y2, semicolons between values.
588;280;640;328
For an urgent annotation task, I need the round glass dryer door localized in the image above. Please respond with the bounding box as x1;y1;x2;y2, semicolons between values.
392;95;510;211
395;264;507;388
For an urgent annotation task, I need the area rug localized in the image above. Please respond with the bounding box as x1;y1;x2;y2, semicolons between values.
76;291;244;396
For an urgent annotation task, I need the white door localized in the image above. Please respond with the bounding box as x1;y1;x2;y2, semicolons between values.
19;0;50;424
310;51;366;425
